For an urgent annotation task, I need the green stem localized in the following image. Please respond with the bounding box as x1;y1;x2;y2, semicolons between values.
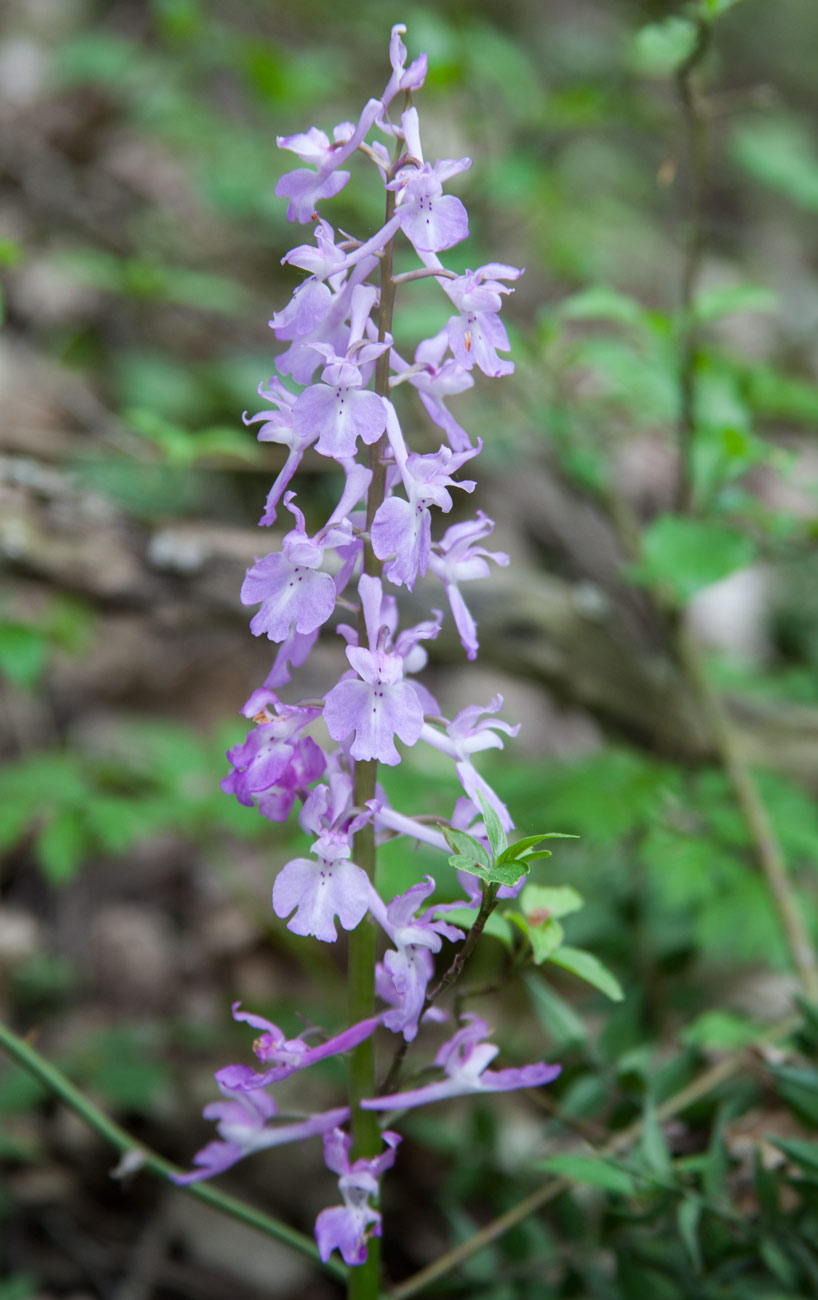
0;1017;348;1284
347;180;399;1300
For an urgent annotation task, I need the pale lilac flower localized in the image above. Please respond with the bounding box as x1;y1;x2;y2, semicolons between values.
292;286;389;459
380;23;427;113
420;696;520;831
170;1072;349;1185
242;469;370;642
372;406;480;588
390;328;475;452
315;1128;401;1266
388;108;471;254
323;574;429;765
273;776;377;942
241;377;307;526
443;263;523;378
276;98;382;223
217;1002;380;1090
428;511;510;659
362;1014;561;1112
369;877;464;1041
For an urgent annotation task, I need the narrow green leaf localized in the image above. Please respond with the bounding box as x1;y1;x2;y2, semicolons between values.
477;792;507;861
677;1197;703;1272
772;1137;818;1177
537;1153;636;1195
640;1096;672;1181
523;971;587;1049
548;946;624;1001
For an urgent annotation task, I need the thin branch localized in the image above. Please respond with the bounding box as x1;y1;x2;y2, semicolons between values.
388;1012;802;1298
674;16;711;514
0;1018;348;1285
676;630;818;1003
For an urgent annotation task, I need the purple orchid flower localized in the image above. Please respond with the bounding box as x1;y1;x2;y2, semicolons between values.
362;1014;561;1112
315;1128;401;1266
170;1071;350;1185
389;328;475;452
428;511;510;659
221;695;325;818
443;262;523;378
215;1002;381;1091
272;776;377;942
420;696;520;831
275;98;382;223
241;467;370;642
323;574;431;765
292;286;390;459
369;876;464;1041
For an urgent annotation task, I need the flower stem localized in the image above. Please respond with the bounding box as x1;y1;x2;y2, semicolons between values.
347;181;399;1300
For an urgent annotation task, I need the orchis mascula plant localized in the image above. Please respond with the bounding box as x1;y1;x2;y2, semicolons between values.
175;25;568;1289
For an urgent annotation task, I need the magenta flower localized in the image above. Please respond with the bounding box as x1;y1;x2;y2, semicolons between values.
362;1014;561;1112
315;1128;401;1266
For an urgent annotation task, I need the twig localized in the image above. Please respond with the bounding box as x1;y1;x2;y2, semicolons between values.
677;630;818;1003
674;15;711;514
388;1012;801;1298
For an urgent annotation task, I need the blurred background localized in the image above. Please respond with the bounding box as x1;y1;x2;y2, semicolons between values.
4;0;818;1296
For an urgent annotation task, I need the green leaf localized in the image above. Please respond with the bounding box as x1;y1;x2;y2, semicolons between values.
35;810;91;885
694;283;778;322
0;622;48;689
450;855;529;888
632;514;756;604
771;1137;818;1177
631;18;698;77
442;827;485;861
731;117;818;212
477;792;507;861
521;884;584;920
537;1153;637;1195
640;1096;673;1181
559;286;649;329
678;1197;703;1272
528;917;565;964
548;946;624;1001
523;971;588;1050
496;832;579;867
682;1010;763;1050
